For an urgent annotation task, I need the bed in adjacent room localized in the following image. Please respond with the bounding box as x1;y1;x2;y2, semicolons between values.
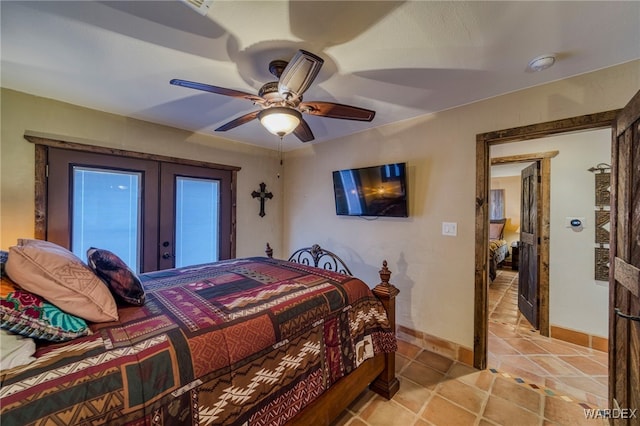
0;240;398;425
489;219;509;281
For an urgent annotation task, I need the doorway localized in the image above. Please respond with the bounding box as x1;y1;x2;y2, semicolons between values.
489;154;557;335
482;126;614;408
473;110;619;370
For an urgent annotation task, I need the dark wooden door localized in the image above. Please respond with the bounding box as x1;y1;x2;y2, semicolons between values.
519;162;540;328
609;89;640;425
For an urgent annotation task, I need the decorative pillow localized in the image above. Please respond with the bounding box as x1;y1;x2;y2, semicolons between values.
5;239;118;323
0;250;8;275
87;247;145;306
1;274;91;341
489;220;506;240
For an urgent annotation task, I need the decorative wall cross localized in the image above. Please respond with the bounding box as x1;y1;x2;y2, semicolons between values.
251;182;273;217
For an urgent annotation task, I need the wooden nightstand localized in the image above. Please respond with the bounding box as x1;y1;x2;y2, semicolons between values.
511;242;519;271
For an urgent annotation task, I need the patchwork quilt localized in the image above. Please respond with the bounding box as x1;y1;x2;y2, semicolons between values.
0;257;396;425
489;239;509;281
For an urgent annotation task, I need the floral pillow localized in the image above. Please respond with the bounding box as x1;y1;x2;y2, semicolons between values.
87;248;145;306
0;275;91;342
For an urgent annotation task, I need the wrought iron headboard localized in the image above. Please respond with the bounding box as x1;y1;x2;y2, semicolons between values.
265;243;353;276
266;243;352;276
288;244;353;276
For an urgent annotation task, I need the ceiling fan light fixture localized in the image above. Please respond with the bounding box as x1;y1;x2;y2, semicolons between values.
258;107;301;137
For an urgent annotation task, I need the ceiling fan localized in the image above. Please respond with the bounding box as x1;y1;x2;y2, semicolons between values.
170;50;375;142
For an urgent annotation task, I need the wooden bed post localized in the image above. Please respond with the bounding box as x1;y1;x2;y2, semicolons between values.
370;260;400;399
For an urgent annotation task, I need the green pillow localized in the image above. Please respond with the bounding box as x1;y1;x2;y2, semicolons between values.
0;275;91;342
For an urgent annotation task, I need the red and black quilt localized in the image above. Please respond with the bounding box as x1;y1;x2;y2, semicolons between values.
0;257;396;425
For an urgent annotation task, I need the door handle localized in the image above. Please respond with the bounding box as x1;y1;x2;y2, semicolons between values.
615;308;640;322
161;241;173;260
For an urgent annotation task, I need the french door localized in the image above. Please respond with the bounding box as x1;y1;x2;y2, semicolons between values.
159;163;232;270
47;147;233;272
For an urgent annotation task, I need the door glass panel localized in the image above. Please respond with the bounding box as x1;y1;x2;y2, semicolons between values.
72;167;141;272
175;177;220;267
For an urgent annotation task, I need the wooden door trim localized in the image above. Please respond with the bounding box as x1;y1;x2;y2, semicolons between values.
25;134;242;172
614;258;640;297
474;109;620;369
615;90;640;137
491;151;559;165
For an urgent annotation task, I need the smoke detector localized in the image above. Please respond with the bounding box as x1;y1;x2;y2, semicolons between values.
527;54;556;72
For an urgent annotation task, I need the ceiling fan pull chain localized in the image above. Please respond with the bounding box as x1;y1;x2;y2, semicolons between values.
277;138;283;179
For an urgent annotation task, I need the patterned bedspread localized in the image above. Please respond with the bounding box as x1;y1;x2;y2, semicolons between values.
489;239;509;281
0;257;396;425
489;239;508;260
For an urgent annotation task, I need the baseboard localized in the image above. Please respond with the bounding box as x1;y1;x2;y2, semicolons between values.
396;325;474;367
550;324;608;352
397;324;607;370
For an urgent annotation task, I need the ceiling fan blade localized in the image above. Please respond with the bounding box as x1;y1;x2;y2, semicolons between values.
299;101;375;121
293;118;315;142
278;50;324;100
215;110;260;132
170;79;263;103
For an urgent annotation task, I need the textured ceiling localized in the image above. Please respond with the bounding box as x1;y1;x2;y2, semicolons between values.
2;1;639;151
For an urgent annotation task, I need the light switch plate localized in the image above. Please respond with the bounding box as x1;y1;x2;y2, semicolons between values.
442;222;457;236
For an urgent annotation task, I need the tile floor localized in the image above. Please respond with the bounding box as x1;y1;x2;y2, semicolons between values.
332;269;609;426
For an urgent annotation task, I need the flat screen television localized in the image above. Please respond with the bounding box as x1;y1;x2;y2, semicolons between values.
332;163;408;217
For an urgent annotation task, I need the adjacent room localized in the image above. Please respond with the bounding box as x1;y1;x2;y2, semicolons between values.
1;1;639;425
486;128;611;410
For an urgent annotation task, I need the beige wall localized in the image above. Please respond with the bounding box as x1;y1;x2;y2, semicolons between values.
283;60;640;349
0;89;284;257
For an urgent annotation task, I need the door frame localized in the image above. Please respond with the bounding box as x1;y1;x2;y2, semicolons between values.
474;110;620;369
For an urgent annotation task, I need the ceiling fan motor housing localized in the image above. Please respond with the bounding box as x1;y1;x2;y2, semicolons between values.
259;81;281;100
268;60;288;78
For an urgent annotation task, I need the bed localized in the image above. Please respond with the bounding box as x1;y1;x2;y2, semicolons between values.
489;219;509;281
0;241;398;425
